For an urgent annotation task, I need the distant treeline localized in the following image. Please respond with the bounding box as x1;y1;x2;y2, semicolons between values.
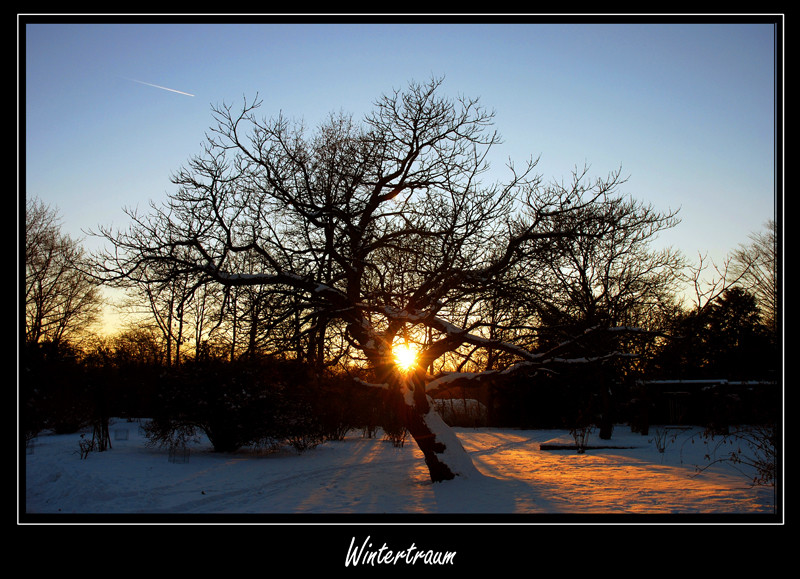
22;324;778;450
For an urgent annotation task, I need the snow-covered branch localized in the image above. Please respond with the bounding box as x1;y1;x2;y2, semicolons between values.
425;349;638;393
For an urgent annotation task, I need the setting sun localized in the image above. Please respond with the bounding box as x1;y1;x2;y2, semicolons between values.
393;343;419;372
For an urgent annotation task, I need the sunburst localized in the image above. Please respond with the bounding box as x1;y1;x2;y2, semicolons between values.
393;343;419;372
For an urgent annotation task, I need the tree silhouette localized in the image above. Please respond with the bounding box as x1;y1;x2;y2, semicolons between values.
729;220;777;333
93;78;642;482
25;197;102;346
652;287;776;381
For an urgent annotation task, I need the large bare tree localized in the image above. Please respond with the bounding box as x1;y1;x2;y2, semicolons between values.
531;186;683;331
93;78;638;482
729;220;777;332
25;197;102;346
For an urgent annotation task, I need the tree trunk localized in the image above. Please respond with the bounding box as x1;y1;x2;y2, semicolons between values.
398;369;480;483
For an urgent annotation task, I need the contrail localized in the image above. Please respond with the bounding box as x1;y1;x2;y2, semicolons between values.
123;77;195;97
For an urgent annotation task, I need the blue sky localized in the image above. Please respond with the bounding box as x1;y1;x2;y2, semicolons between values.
23;19;778;277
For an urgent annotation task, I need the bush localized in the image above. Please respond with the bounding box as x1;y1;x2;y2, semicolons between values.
434;397;488;427
142;418;200;450
695;423;776;486
144;357;330;453
23;340;92;435
380;388;408;447
141;358;430;454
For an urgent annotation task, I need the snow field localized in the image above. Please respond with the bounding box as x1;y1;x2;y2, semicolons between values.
23;419;776;517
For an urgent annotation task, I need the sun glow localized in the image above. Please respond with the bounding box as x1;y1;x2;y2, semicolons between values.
393;343;419;372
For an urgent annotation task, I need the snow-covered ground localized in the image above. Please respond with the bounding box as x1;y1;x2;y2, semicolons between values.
21;418;778;519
